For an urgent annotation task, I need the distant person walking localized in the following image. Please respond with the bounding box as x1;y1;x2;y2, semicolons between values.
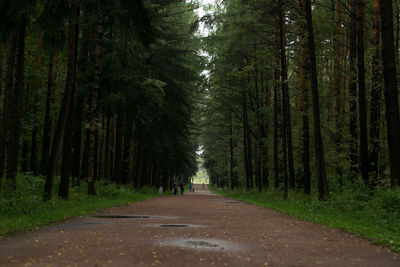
173;183;178;195
189;184;193;192
179;180;184;195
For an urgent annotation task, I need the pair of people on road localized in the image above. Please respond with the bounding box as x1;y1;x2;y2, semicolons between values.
173;181;185;195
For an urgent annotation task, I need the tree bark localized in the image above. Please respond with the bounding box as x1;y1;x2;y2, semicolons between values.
304;0;329;200
0;33;17;186
298;0;311;195
379;0;400;187
369;0;383;186
241;79;251;191
122;119;132;184
114;112;125;187
273;27;280;189
349;0;358;176
88;16;104;195
104;116;111;179
6;22;27;189
30;30;42;175
334;0;344;189
40;50;55;176
58;78;75;199
44;2;79;200
357;0;369;185
278;0;289;198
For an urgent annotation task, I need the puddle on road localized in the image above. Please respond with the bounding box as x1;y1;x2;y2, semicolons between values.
92;214;177;219
93;215;150;219
160;224;189;228
147;224;205;228
223;200;242;204
163;238;242;251
185;240;220;248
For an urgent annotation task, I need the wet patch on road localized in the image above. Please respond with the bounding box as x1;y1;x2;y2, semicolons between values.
92;214;177;219
147;224;205;228
162;238;242;251
222;200;242;204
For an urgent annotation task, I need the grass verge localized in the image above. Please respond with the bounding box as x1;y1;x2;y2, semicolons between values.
0;173;161;236
210;185;400;253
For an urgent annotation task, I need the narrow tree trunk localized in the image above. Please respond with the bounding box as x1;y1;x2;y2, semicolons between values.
122;119;132;184
41;50;55;176
334;0;344;189
304;0;329;200
349;0;358;176
279;0;289;199
58;80;75;199
273;30;280;189
104;116;111;179
357;0;369;185
71;23;90;183
229;111;234;190
369;0;383;186
6;22;27;189
114;112;125;187
298;0;311;194
379;0;400;187
0;33;17;186
87;17;104;195
80;130;89;180
0;46;3;97
241;79;251;191
71;96;83;182
30;30;42;174
44;2;79;200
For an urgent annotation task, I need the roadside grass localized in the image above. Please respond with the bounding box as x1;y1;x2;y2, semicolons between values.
210;184;400;253
0;173;160;236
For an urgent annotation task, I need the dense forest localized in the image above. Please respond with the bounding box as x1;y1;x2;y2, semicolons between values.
201;0;400;200
1;0;400;204
0;0;203;200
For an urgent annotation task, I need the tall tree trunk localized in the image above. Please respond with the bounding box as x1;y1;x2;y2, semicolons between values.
304;0;329;200
114;112;125;187
379;0;400;187
6;22;27;189
334;0;344;189
229;111;234;190
44;2;79;200
104;116;111;179
241;79;251;191
71;96;83;182
122;119;132;184
273;28;280;189
369;0;383;186
357;0;369;184
278;0;295;191
30;30;42;174
279;0;289;198
109;119;115;178
80;130;90;181
298;0;311;195
0;33;17;186
40;50;55;175
71;24;90;183
58;79;75;199
0;46;3;97
349;0;358;176
87;16;104;195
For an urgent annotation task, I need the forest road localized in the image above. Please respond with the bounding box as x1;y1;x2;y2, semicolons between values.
0;184;399;267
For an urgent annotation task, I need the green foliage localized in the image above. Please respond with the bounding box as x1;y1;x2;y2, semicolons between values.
0;174;159;236
211;185;400;252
